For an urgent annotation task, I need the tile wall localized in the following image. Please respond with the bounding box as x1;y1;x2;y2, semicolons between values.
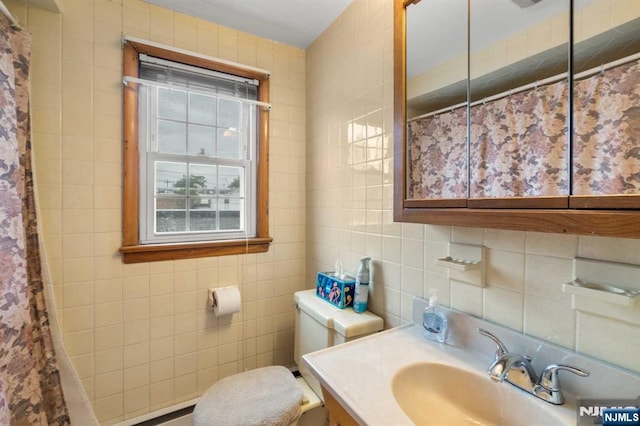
6;0;306;423
305;0;640;376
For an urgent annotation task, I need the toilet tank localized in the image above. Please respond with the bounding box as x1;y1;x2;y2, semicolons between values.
293;289;383;398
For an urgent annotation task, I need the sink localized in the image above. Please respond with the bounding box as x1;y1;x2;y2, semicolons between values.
303;300;640;425
392;362;566;425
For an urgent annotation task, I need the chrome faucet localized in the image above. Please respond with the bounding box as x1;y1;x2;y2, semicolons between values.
478;328;590;405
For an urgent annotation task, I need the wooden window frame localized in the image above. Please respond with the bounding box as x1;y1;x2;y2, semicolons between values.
120;38;272;263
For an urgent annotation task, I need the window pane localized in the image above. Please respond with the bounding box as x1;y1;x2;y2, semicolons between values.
158;88;187;121
188;124;216;157
218;98;241;128
156;198;186;233
189;198;217;231
217;128;240;159
189;164;217;194
155;161;187;195
158;120;187;154
219;166;243;197
219;198;242;230
189;93;216;126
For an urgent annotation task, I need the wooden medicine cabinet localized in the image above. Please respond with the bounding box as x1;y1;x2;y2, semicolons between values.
394;0;640;238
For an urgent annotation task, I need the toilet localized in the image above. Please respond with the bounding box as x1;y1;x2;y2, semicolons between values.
193;289;384;426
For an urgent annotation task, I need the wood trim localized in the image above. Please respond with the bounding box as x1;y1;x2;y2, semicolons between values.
570;194;640;209
122;42;140;246
120;237;272;264
468;196;568;209
120;39;272;262
393;0;407;223
398;207;640;238
321;386;360;426
126;39;269;81
404;198;467;208
256;79;270;238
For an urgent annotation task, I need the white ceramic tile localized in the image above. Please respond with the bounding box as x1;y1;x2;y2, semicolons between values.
401;238;424;269
524;294;575;349
577;312;640;374
578;235;640;265
525;254;574;298
382;236;402;264
486;250;525;292
401;266;423;297
483;287;524;332
484;229;525;252
451;227;484;245
450;280;483;317
423;271;450;307
525;232;578;259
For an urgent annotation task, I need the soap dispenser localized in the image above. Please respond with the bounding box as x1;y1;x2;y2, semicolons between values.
422;290;448;343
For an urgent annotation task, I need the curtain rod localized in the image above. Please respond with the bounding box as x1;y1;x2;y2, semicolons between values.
409;50;640;122
122;75;272;110
0;0;20;28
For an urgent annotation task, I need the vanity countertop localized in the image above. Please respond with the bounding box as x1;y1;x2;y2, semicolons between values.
303;323;577;425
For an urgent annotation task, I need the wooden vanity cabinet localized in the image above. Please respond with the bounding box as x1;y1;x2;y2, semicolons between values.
321;385;359;426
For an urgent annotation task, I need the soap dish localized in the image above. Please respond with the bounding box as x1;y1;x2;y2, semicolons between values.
435;256;482;272
562;279;640;307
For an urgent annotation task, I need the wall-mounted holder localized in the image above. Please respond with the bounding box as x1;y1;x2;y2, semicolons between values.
435;243;485;287
563;258;640;308
435;257;481;271
562;279;639;307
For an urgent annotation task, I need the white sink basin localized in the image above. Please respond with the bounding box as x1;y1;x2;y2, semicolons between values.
392;362;567;426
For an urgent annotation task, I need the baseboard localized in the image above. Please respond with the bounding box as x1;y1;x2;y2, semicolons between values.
112;398;198;426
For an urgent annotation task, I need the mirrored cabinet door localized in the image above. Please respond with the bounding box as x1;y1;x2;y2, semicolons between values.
571;0;640;209
405;0;468;207
468;0;570;208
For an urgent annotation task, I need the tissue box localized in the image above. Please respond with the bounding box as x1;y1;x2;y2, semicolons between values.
316;272;356;309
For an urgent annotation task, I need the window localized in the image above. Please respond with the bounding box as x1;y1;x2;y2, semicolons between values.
120;38;272;263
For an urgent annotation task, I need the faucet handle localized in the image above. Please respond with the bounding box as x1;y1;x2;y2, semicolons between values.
538;364;590;391
478;328;508;361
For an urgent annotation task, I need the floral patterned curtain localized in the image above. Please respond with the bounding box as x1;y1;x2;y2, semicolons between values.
408;79;568;200
408;107;467;199
573;59;640;195
469;79;568;198
0;16;70;425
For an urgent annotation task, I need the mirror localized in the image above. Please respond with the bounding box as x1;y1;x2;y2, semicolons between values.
394;0;640;237
468;0;570;202
572;0;640;202
406;0;468;203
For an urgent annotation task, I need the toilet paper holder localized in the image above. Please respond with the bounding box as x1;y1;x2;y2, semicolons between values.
207;286;242;316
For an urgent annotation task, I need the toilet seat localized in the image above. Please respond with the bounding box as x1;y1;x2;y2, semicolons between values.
193;366;303;426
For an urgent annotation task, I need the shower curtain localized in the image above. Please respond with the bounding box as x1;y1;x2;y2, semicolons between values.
408;79;568;200
573;58;640;195
0;15;70;425
469;79;569;198
408;55;640;200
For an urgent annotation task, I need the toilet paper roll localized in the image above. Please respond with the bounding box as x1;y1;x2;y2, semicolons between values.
212;286;241;317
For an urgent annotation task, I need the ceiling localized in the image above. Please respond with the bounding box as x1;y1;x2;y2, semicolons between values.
143;0;353;49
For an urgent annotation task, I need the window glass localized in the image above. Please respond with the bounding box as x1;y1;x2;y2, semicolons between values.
188;124;216;157
158;121;187;154
158;88;187;120
189;93;216;126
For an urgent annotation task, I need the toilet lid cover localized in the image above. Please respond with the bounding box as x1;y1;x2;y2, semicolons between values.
193;366;303;426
